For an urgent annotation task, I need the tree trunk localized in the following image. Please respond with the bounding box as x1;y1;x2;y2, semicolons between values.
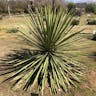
8;5;11;17
7;0;11;17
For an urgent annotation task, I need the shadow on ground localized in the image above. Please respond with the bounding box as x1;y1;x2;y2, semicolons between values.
31;93;38;96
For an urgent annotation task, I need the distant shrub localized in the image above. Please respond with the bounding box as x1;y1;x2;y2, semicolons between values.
0;14;7;17
92;33;96;41
0;15;3;20
7;28;18;33
89;52;96;61
71;19;79;25
87;19;96;25
16;8;24;14
75;10;82;16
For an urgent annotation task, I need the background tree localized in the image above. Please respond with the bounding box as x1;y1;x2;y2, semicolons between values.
85;4;96;14
67;3;76;12
0;0;7;14
0;0;4;13
15;1;27;13
7;0;11;16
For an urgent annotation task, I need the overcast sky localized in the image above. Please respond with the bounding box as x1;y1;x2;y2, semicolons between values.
66;0;96;3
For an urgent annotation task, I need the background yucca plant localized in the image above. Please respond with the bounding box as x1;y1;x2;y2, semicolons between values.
0;5;84;96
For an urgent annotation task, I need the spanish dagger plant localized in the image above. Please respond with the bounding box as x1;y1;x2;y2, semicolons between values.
0;5;84;96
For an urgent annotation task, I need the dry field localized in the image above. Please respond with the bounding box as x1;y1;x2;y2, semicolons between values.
0;15;96;96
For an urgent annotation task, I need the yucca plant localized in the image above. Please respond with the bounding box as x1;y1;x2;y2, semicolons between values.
0;5;84;96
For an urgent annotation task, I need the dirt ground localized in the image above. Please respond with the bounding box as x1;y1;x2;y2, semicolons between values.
0;32;32;96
